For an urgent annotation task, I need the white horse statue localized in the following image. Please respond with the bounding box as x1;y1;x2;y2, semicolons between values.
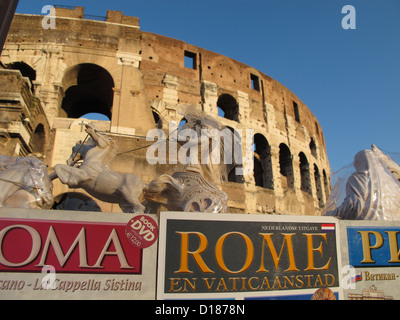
0;155;53;209
51;123;145;213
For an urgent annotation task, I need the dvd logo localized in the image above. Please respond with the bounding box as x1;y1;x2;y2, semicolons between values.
130;217;156;241
126;215;158;249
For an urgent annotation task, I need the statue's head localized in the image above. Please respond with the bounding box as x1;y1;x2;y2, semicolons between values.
353;149;383;176
67;139;93;165
354;150;373;172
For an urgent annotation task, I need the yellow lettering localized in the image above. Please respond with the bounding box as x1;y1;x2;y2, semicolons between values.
304;233;331;271
248;277;260;290
257;233;299;272
386;231;400;263
295;275;304;288
314;274;323;287
169;278;182;292
260;277;271;290
304;274;313;287
215;278;228;292
175;232;213;273
229;277;240;291
203;278;216;291
182;278;196;292
215;232;254;274
325;274;335;286
283;275;294;288
358;231;383;263
272;276;282;289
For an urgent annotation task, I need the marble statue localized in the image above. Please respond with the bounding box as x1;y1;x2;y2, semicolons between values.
372;144;400;182
143;105;229;213
324;147;400;220
0;155;53;209
144;164;228;213
51;123;146;213
52;110;229;214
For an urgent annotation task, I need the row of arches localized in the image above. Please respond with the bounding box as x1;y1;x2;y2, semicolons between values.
221;130;328;207
253;134;329;207
6;61;320;168
8;61;240;126
216;94;320;163
175;120;329;207
6;60;328;206
4;62;113;160
7;61;241;125
5;61;114;121
7;61;239;125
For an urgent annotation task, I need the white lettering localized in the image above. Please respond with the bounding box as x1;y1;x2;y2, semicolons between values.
41;265;57;289
37;226;90;268
0;225;41;267
342;5;356;30
41;5;56;30
93;229;134;269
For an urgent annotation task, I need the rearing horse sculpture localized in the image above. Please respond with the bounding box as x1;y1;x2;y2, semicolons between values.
51;123;145;213
0;155;53;209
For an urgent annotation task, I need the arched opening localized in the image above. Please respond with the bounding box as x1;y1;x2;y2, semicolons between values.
217;94;239;122
299;152;311;194
224;126;244;183
323;170;330;201
60;64;114;119
279;143;294;189
310;138;317;159
6;61;36;92
314;164;324;208
253;134;273;189
30;123;45;159
53;192;102;211
177;117;190;160
152;111;162;128
80;113;110;121
178;117;187;132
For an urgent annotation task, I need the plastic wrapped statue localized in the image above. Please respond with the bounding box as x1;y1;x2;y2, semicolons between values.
176;104;242;184
144;104;229;213
324;146;400;220
52;118;228;214
0;155;54;209
371;144;400;182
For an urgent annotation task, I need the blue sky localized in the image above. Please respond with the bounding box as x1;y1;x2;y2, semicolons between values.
14;0;400;172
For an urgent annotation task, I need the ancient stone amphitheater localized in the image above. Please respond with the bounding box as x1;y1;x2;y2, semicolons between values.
0;6;330;215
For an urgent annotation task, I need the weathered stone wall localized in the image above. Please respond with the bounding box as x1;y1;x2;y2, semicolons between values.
0;8;331;215
0;69;51;163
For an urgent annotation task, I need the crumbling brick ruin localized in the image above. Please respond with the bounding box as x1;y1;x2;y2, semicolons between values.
0;6;330;215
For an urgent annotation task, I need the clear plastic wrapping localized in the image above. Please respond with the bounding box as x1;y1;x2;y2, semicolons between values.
177;104;229;184
0;154;53;209
324;145;400;220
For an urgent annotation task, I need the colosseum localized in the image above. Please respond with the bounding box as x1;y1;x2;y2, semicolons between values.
0;6;330;215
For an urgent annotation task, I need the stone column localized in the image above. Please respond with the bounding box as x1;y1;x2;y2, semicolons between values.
201;80;218;116
237;90;249;124
270;145;283;197
111;52;155;135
